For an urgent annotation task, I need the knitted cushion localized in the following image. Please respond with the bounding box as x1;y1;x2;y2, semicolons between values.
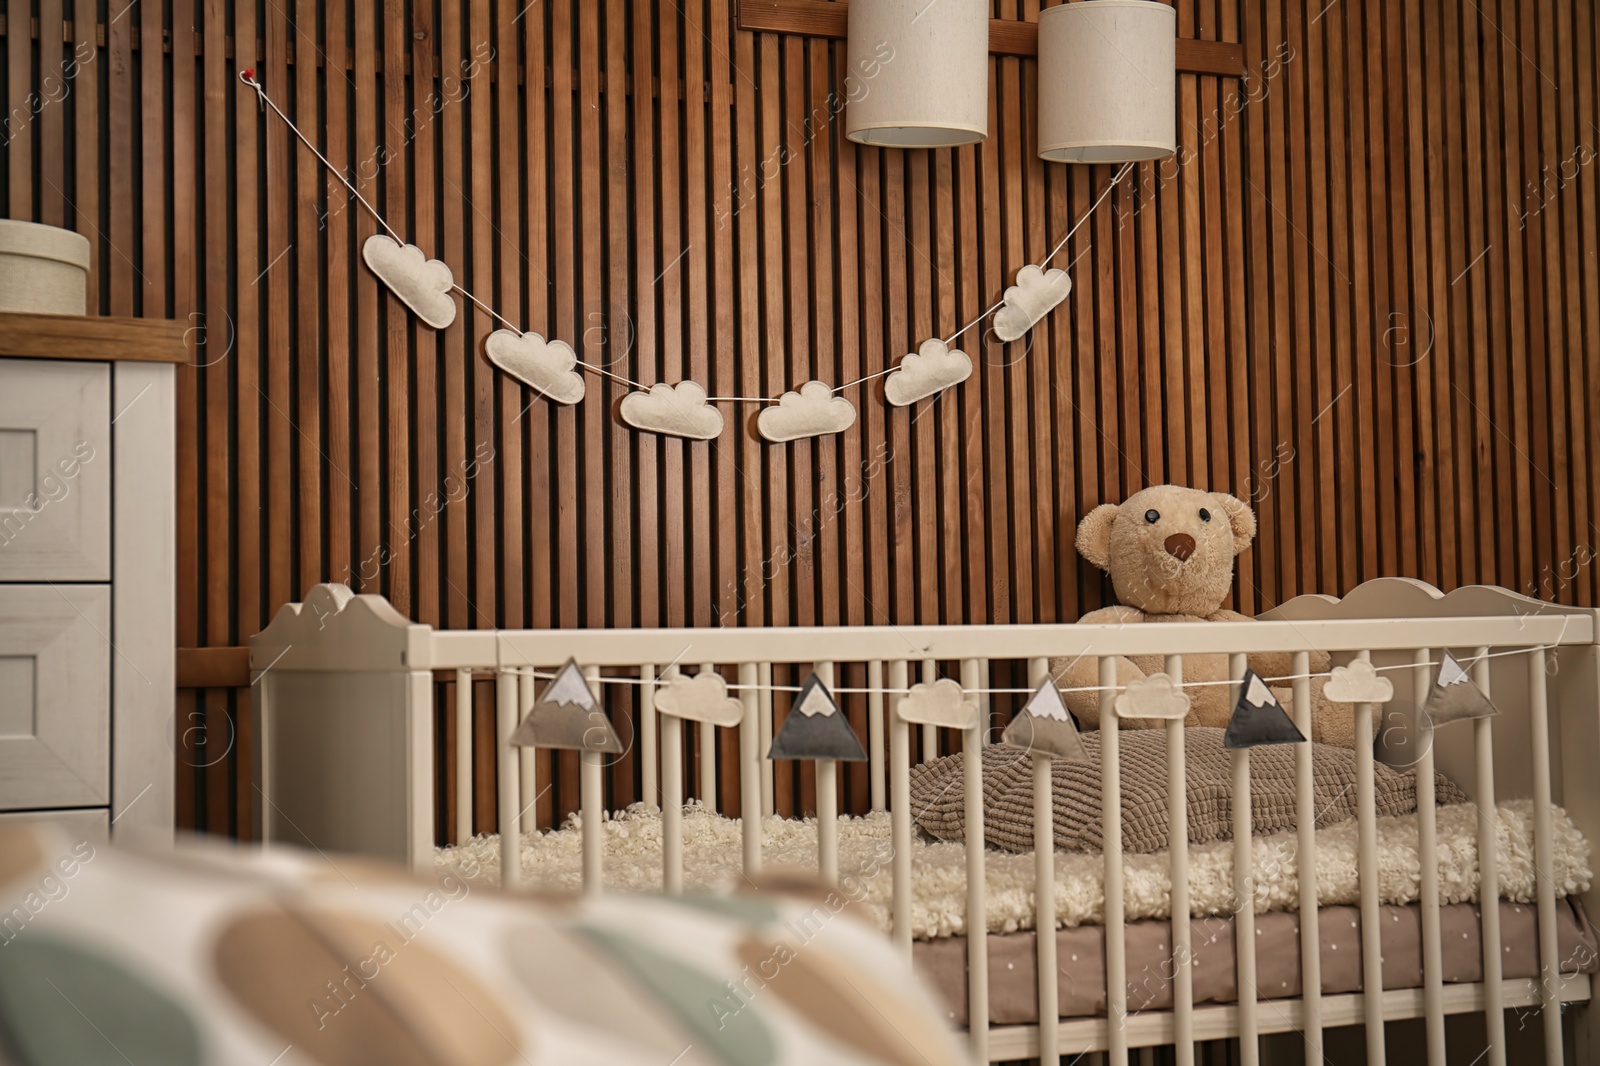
907;726;1469;854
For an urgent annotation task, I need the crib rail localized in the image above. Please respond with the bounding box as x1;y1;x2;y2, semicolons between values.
250;579;1600;1064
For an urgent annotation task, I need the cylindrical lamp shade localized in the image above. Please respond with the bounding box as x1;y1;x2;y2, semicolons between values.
846;0;989;148
1038;0;1176;163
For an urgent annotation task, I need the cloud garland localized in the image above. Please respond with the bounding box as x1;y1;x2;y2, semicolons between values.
245;72;1128;445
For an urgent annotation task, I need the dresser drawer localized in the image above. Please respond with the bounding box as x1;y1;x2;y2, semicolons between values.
0;807;108;841
0;585;110;810
0;359;110;581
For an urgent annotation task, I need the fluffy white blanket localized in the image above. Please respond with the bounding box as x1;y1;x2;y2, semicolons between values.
435;799;1591;940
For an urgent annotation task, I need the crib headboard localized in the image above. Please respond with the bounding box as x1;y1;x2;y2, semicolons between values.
1263;579;1600;812
248;584;437;866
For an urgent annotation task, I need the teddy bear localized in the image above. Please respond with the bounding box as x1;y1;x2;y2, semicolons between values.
1050;484;1354;747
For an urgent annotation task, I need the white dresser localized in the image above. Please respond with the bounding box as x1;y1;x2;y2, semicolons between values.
0;311;179;845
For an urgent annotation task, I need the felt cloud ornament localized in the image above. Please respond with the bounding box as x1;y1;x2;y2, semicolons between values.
895;679;979;730
484;329;586;405
1114;672;1192;721
1001;679;1089;761
1324;660;1395;704
654;671;743;727
619;381;724;440
1224;669;1306;749
757;381;857;442
1423;651;1499;725
991;264;1072;342
883;339;973;407
362;234;457;329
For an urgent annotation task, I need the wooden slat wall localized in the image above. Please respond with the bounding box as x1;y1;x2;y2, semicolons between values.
2;0;1596;839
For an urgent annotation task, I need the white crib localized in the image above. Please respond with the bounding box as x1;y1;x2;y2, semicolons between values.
249;578;1600;1065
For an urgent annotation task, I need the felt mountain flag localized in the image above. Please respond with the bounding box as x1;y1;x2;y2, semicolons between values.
1223;669;1307;749
767;673;868;761
1423;650;1499;725
510;658;625;753
1001;679;1089;761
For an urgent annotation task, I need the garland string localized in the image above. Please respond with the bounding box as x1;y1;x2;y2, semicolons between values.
241;70;1140;408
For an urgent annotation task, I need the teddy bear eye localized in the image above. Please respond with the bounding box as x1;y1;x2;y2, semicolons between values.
1199;508;1211;522
1144;509;1160;524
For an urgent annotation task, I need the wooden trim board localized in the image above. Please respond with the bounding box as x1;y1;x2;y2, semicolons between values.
734;0;1248;77
176;647;251;689
0;313;187;362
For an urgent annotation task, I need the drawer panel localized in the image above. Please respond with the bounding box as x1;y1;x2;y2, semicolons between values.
0;359;110;581
0;585;110;810
0;807;108;841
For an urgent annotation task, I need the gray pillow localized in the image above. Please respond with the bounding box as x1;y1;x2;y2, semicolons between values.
906;726;1468;854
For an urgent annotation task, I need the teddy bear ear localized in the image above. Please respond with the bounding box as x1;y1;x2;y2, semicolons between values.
1216;494;1257;555
1075;504;1121;571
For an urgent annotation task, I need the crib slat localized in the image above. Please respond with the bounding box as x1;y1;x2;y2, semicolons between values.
1029;656;1058;1063
1229;651;1257;1066
1529;646;1563;1065
699;663;718;811
1164;654;1193;1066
888;659;913;959
961;656;988;1061
739;662;762;874
519;668;537;835
1101;654;1127;1066
759;661;775;817
641;663;658;806
455;669;473;843
1354;651;1386;1065
1472;647;1507;1066
662;664;684;894
496;669;521;892
581;665;604;895
868;659;886;811
815;660;839;883
978;658;991;748
1413;648;1445;1063
1292;650;1323;1055
922;659;938;761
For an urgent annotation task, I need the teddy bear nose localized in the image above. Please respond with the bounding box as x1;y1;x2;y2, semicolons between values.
1164;533;1196;561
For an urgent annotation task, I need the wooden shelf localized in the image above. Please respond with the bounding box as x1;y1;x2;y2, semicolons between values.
735;0;1247;78
0;312;188;363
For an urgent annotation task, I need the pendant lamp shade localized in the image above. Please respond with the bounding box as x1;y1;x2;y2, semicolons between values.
1037;0;1177;163
846;0;989;148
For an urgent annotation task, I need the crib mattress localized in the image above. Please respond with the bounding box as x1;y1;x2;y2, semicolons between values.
914;898;1599;1026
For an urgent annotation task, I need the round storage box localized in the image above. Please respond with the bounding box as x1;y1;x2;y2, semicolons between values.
0;220;91;315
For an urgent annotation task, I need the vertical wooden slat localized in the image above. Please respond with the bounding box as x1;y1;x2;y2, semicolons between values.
814;660;837;883
1101;654;1127;1066
1028;656;1057;1063
1292;651;1323;1055
662;671;685;894
580;664;603;894
1166;654;1193;1066
739;661;761;874
961;655;987;1061
1230;652;1257;1066
867;658;885;811
888;659;912;959
1354;653;1386;1066
1529;646;1564;1063
454;669;472;843
1472;647;1507;1066
496;668;520;891
1413;648;1445;1063
8;0;34;219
